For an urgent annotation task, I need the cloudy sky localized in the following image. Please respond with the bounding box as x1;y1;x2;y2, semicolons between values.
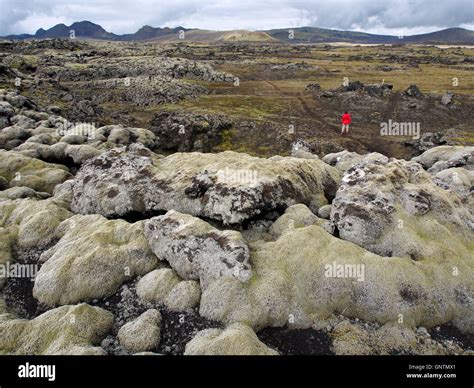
0;0;473;36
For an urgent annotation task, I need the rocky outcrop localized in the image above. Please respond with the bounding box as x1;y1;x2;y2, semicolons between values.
337;81;393;97
441;92;454;106
403;131;449;155
0;90;161;167
291;139;315;159
433;167;474;205
330;152;473;260
200;221;473;334
1;41;473;357
0;186;50;200
70;144;341;224
150;111;232;152
412;145;473;173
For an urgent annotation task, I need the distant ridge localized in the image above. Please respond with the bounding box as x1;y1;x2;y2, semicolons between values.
2;21;474;44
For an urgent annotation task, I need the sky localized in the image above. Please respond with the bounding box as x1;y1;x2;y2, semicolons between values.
0;0;473;36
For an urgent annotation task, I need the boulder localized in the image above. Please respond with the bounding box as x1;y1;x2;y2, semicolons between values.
70;144;341;224
136;268;180;303
118;309;162;353
291;139;316;159
330;153;473;260
107;126;130;145
412;146;473;173
0;304;113;355
163;280;201;311
0;101;15;129
5;92;36;109
0;186;50;200
441;92;454;106
25;133;56;145
0;198;72;250
60;134;87;144
404;84;424;98
323;150;363;173
433;168;474;205
144;210;252;289
136;268;201;310
412;145;474;169
184;323;278;355
64;144;102;164
33;214;159;306
10;115;36;130
269;204;320;238
0;150;72;193
0;125;30;150
403;132;449;155
341;81;364;92
318;204;332;219
364;83;393;97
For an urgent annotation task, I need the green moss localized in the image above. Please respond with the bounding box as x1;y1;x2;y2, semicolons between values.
214;128;235;151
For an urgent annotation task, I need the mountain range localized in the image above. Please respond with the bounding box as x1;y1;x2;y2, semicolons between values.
2;21;474;44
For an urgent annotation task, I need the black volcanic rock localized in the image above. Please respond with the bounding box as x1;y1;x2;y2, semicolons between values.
404;84;424;98
150;111;232;152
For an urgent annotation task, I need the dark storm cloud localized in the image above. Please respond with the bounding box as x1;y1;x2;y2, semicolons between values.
0;0;472;36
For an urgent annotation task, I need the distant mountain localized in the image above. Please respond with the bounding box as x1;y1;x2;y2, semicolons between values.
4;21;117;40
265;26;396;44
3;33;34;40
120;25;185;41
36;21;117;40
400;28;474;44
2;21;473;45
265;27;474;45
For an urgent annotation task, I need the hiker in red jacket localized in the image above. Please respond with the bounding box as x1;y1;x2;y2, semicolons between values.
341;111;351;135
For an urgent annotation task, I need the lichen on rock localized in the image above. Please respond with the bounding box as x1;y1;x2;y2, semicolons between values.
0;303;113;355
33;214;159;306
184;322;278;355
70;144;341;224
145;210;252;289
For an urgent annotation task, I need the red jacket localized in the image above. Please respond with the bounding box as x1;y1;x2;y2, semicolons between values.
342;113;351;125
